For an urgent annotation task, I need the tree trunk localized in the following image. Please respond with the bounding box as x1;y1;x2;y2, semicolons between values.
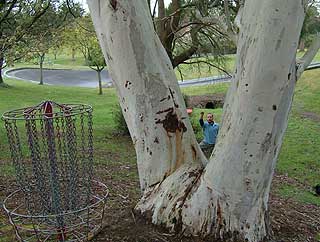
299;39;305;52
71;48;76;61
39;54;45;85
97;70;103;95
157;0;166;43
156;0;181;65
88;0;306;241
0;56;4;86
88;0;206;190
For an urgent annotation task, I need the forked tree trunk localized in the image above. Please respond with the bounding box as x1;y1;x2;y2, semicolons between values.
88;0;307;241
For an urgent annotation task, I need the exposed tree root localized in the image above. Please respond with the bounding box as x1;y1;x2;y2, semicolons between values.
136;164;270;242
135;164;203;231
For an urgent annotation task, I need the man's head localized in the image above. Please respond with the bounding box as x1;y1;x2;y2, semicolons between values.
207;113;214;123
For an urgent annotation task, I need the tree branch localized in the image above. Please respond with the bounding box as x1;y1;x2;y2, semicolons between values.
170;0;182;32
223;0;238;43
234;1;244;32
66;0;80;18
181;60;232;77
152;0;158;20
296;33;320;79
14;2;51;44
172;25;201;68
157;0;166;41
0;0;18;25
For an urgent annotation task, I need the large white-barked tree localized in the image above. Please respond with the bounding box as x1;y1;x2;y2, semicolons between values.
87;0;320;241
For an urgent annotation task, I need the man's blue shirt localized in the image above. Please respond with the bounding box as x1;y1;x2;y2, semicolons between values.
199;119;219;144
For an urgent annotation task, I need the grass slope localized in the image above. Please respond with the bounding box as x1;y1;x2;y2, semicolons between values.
0;69;319;206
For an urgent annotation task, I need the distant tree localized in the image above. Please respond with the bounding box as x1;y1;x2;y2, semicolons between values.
60;3;85;61
51;31;64;60
25;2;83;85
75;16;106;94
0;0;51;87
25;3;64;84
61;22;79;61
299;5;320;51
85;38;106;95
26;29;58;85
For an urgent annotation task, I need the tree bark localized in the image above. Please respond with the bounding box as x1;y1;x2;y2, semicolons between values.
299;39;305;52
157;0;182;64
88;0;307;241
88;0;206;190
157;0;166;43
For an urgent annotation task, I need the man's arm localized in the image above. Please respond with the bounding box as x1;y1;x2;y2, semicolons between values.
199;112;204;127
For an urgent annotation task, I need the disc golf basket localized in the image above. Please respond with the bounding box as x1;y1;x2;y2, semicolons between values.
2;101;108;241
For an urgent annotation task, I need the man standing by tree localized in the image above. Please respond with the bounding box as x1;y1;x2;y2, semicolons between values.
199;112;219;156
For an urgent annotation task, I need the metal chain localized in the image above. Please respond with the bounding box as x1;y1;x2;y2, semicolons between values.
65;115;80;210
86;112;94;202
25;117;49;215
3;102;95;236
55;117;68;211
80;112;86;186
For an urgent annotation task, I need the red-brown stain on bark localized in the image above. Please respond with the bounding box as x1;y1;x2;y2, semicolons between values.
155;109;187;133
155;107;187;172
156;107;173;115
216;200;223;226
191;145;197;161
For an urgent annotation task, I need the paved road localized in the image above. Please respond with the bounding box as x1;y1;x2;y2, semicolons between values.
5;67;231;87
5;62;320;88
5;68;112;88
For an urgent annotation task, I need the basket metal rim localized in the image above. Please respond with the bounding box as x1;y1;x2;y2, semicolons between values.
2;180;108;219
1;103;93;121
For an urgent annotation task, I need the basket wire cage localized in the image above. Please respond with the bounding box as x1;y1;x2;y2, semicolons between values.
1;101;108;241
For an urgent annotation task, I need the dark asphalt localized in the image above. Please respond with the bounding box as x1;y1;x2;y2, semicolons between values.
5;62;320;88
5;68;112;88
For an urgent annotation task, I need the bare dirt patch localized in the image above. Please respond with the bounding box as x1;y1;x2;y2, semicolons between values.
186;93;225;109
301;112;320;122
0;164;319;242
